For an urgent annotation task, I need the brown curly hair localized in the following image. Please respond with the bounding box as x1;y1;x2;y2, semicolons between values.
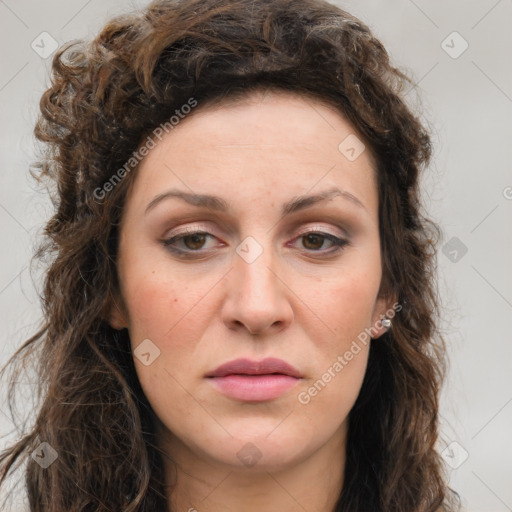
0;0;462;510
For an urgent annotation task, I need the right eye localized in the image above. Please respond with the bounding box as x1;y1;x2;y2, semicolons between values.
162;229;222;257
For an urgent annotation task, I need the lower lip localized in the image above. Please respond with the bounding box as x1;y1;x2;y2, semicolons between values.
208;374;300;402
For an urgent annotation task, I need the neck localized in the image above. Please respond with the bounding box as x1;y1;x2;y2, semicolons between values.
158;421;347;512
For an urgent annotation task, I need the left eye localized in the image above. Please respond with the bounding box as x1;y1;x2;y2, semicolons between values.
292;231;347;252
162;230;348;256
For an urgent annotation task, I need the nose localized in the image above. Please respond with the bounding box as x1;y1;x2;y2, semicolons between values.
221;239;293;336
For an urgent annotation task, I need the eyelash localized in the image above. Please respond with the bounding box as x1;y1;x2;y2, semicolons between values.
162;227;349;258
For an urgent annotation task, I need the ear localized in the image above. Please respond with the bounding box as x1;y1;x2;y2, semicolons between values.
104;289;129;330
370;293;400;340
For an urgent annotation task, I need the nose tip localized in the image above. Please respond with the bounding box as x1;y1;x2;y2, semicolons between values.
221;248;293;337
243;319;284;336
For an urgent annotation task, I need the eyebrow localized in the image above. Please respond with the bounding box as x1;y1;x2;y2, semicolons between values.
144;186;366;217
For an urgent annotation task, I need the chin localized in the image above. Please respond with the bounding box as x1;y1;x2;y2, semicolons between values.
200;429;313;472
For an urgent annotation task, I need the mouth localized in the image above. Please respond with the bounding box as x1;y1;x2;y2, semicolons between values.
205;357;302;402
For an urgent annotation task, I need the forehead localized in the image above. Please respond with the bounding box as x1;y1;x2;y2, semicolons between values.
162;90;375;161
125;91;378;216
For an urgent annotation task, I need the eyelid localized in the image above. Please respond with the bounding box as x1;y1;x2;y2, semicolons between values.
293;224;348;239
164;221;348;242
164;223;215;238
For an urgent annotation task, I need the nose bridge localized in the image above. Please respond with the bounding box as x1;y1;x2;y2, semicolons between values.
222;230;293;335
234;234;278;297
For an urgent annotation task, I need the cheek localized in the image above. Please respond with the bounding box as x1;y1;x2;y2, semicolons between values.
124;280;216;364
121;270;208;402
123;277;178;338
319;266;381;340
295;325;370;447
118;243;204;341
118;253;219;391
294;266;378;419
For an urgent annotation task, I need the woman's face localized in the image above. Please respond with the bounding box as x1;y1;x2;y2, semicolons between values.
110;91;392;473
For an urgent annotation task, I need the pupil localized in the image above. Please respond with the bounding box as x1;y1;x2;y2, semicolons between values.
185;234;205;250
304;234;323;250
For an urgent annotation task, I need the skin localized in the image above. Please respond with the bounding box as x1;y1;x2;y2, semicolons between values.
109;90;395;512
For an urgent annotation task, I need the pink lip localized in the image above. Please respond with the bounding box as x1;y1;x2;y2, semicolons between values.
205;357;302;402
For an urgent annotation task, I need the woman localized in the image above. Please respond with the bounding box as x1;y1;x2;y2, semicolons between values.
0;0;462;510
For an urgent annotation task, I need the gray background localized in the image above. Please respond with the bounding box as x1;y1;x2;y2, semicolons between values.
1;1;511;510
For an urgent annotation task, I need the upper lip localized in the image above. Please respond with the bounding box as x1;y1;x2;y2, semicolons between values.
205;357;302;378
